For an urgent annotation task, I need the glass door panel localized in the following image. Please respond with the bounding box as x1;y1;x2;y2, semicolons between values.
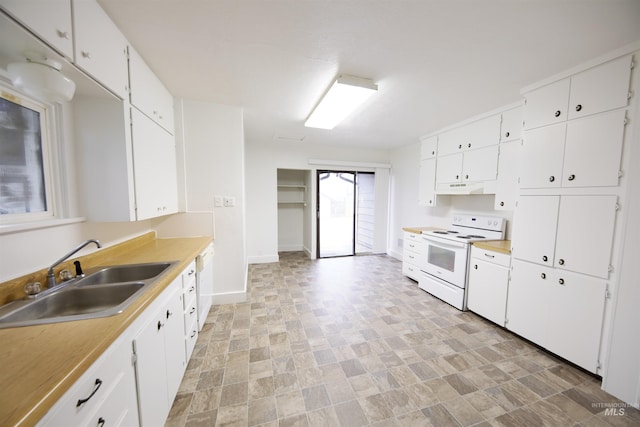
318;171;355;258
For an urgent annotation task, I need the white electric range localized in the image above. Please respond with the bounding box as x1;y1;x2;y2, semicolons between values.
419;214;506;310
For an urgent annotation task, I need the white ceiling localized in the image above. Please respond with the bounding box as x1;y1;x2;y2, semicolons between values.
98;0;640;150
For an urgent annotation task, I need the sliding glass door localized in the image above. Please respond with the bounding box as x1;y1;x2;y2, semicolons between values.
317;171;374;258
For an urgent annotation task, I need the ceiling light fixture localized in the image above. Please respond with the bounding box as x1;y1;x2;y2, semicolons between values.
304;75;377;129
7;51;76;103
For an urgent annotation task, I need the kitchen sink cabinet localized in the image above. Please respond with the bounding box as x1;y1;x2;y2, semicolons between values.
520;109;626;189
72;0;129;99
523;54;632;130
512;195;617;279
131;107;179;220
402;231;424;281
36;319;139;427
0;0;74;59
128;46;175;134
133;275;186;427
507;259;606;373
467;245;510;326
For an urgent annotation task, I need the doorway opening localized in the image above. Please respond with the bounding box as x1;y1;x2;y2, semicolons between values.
317;170;375;258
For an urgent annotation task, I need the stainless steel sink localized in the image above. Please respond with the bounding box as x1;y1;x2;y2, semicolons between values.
0;261;178;329
76;262;173;286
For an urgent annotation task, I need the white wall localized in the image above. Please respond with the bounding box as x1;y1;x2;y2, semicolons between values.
176;99;246;304
245;141;390;263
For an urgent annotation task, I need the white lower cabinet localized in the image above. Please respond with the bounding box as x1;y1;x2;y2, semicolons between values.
36;326;139;427
402;231;424;281
467;246;510;326
182;261;199;361
133;276;186;427
507;259;606;373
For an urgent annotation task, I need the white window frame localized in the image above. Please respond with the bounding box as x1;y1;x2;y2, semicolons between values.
0;82;57;225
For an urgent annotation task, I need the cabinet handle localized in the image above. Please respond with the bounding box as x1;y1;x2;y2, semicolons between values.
97;417;105;427
567;174;575;181
191;330;197;338
474;264;478;269
189;285;195;293
81;51;91;59
549;176;555;182
499;201;504;207
166;309;173;319
575;104;582;112
431;151;435;155
76;378;103;407
467;143;471;148
504;131;510;138
57;30;70;40
558;259;565;265
558;278;565;285
554;110;561;118
429;199;433;205
541;273;546;279
188;269;196;276
157;320;164;330
484;253;495;259
458;144;462;149
190;307;196;315
455;175;459;180
542;255;548;262
465;174;469;180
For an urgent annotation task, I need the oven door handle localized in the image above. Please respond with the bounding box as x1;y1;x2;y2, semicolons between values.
422;236;467;250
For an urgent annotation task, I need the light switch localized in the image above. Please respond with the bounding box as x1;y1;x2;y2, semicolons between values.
214;196;223;207
223;196;236;207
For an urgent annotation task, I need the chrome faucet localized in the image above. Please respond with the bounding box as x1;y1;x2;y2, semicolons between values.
46;239;102;289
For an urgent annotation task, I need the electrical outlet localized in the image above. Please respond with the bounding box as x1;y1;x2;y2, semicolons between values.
223;196;235;207
214;196;224;207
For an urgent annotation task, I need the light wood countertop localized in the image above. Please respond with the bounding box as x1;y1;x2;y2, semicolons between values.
472;240;511;255
0;232;212;427
402;226;443;234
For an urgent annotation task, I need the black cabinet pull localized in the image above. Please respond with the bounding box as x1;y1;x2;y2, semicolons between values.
431;151;435;155
554;110;561;117
191;330;197;338
558;278;565;285
76;378;102;407
541;273;546;279
558;259;565;265
458;144;462;149
157;320;164;330
166;309;173;319
190;307;196;315
474;264;478;269
575;104;582;112
465;174;469;180
455;175;459;180
568;174;575;181
549;176;555;182
504;131;510;138
467;143;471;148
542;255;548;262
98;417;105;427
499;201;505;207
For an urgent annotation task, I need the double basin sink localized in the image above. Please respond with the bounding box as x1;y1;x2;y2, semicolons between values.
0;262;178;329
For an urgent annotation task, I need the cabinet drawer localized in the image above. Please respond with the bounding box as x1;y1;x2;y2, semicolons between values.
402;263;421;281
471;246;510;267
404;239;422;254
184;298;198;334
404;231;421;242
403;250;420;265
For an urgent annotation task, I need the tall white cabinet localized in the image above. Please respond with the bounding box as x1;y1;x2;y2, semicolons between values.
508;50;635;374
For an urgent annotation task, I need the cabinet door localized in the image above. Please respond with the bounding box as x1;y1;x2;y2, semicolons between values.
523;78;570;130
563;109;626;188
568;55;632;120
462;145;499;182
467;258;509;326
466;114;501;151
500;106;523;143
519;123;566;189
437;127;464;157
418;158;437;206
163;287;186;403
545;269;606;373
420;135;437;160
555;195;617;278
129;46;175;134
133;311;170;427
435;153;462;184
73;0;129;99
494;141;520;210
0;0;74;58
506;260;552;345
511;195;559;266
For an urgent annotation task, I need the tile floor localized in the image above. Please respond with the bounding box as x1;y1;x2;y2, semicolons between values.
165;252;640;426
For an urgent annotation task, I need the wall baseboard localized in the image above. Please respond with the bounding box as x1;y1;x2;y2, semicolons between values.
278;244;304;252
212;291;246;305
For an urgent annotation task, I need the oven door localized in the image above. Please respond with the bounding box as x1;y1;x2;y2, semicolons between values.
421;235;469;288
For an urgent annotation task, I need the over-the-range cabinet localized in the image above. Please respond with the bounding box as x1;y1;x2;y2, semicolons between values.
507;51;633;374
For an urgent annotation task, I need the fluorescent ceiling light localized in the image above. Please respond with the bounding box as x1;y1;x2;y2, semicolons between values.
305;75;377;129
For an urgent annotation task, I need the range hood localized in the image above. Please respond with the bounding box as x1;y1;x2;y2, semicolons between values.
435;181;488;195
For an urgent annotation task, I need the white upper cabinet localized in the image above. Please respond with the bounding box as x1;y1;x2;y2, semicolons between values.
418;157;437;207
493;141;520;210
129;46;175;134
523;54;632;130
73;0;129;99
435;152;463;184
438;115;501;156
500;106;523;142
420;135;437;160
523;79;570;130
568;55;633;120
520;109;626;189
0;0;74;59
